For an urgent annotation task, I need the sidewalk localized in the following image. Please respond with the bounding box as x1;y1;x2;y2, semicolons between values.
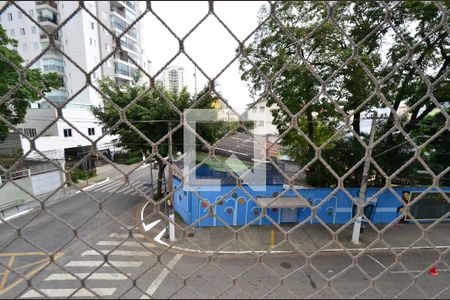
0;162;145;221
140;206;450;254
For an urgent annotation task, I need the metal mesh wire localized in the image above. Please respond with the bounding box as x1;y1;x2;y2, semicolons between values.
0;0;449;298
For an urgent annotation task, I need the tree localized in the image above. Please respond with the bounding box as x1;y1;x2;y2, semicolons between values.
93;78;237;197
240;1;449;187
0;25;60;142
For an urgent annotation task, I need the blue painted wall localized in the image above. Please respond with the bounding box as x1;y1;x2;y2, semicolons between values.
173;176;449;227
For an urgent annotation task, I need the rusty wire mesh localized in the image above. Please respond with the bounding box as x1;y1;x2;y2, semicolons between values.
0;0;449;299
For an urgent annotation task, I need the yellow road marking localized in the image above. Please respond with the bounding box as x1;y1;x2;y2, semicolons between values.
0;252;63;295
14;258;52;272
0;255;16;290
0;252;48;257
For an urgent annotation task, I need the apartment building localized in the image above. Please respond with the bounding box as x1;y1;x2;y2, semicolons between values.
156;65;185;94
0;1;147;161
246;99;278;136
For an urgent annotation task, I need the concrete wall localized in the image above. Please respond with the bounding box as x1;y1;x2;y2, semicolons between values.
0;132;22;156
173;176;450;227
18;108;59;136
0;176;35;209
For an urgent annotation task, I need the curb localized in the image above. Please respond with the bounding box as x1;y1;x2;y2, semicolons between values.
1;177;112;224
75;177;110;193
139;201;450;255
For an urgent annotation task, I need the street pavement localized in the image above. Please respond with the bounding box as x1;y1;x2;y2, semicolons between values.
0;164;449;299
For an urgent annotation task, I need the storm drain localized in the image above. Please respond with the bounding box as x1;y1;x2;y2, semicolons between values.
280;262;292;269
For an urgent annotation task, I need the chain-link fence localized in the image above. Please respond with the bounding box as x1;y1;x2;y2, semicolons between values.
0;1;449;299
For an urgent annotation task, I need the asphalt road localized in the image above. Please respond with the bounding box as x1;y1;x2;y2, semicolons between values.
0;165;448;299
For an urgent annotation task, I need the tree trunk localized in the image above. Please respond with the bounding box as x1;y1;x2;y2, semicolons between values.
306;109;314;160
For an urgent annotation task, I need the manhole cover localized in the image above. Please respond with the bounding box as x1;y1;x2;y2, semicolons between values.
280;262;292;269
187;232;195;238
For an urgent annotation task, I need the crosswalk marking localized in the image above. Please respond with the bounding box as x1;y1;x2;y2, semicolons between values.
21;288;116;298
96;241;155;248
89;180;149;195
44;273;128;281
94;181;123;192
65;261;142;268
82;250;154;257
109;233;145;239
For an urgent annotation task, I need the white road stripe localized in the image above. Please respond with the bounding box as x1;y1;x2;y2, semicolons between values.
82;250;153;257
140;254;183;299
97;241;155;248
120;181;145;194
92;180;122;192
118;186;134;194
45;273;128;281
65;261;142;268
109;233;145;239
21;288;116;298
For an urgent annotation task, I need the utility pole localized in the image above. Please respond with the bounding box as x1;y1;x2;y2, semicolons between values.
167;122;176;242
352;111;377;245
193;67;198;97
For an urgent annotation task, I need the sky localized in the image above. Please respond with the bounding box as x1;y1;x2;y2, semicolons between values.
139;1;265;113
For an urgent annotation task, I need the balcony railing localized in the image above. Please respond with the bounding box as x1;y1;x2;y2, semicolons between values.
38;15;57;24
120;38;138;53
47;94;68;103
43;64;64;73
114;62;137;78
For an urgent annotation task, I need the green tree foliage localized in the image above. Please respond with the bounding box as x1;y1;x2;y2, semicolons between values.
0;25;60;141
93;78;240;197
240;1;449;187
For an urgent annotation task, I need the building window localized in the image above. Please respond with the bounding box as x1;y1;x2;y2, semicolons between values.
7;13;13;21
88;128;95;136
22;43;27;52
105;43;110;51
258;121;264;126
93;39;97;47
89;38;92;46
18;11;23;19
24;128;37;138
90;22;95;30
29;10;34;18
33;42;38;51
9;29;15;37
102;127;107;134
251;107;257;113
31;26;36;34
259;106;265;112
20;28;25;35
63;128;72;137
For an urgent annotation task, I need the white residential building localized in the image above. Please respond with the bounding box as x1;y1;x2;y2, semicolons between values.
246;99;278;136
0;1;147;160
156;65;185;94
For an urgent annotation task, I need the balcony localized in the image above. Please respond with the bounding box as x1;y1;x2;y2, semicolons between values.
114;62;137;79
40;33;62;45
36;1;58;10
38;13;58;31
43;64;64;73
111;14;138;39
119;37;138;53
111;15;127;32
124;1;136;11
